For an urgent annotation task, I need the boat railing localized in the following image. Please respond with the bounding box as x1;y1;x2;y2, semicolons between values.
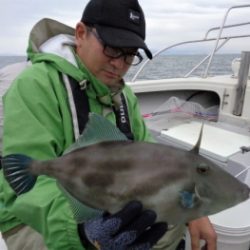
204;22;250;40
131;4;250;82
204;4;250;77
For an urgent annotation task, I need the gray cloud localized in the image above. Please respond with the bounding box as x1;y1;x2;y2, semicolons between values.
0;0;249;54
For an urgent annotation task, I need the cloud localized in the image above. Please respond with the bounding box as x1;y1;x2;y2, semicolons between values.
142;0;250;52
0;0;249;55
0;0;87;54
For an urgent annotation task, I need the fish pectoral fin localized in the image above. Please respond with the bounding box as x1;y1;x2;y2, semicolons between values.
64;113;128;154
194;185;211;205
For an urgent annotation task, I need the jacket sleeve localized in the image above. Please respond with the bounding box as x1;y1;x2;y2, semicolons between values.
2;65;87;249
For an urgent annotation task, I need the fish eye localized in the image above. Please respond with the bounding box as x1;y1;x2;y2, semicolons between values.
196;163;210;174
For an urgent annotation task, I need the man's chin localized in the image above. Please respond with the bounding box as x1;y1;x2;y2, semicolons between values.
101;78;121;88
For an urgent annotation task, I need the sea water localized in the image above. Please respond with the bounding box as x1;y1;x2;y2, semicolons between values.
0;54;240;81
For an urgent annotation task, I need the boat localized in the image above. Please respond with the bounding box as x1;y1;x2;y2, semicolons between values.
127;4;250;250
1;4;250;250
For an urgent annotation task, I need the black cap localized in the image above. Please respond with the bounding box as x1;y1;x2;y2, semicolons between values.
81;0;152;59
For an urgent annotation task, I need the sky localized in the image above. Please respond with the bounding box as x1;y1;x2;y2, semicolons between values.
0;0;250;55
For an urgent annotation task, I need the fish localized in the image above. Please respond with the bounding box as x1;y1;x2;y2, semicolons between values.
2;113;250;225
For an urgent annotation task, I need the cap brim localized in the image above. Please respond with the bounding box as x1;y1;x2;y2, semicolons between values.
95;25;152;59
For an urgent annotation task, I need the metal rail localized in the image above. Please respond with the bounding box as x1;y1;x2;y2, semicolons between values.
204;22;250;40
131;5;250;82
184;38;230;78
204;4;250;77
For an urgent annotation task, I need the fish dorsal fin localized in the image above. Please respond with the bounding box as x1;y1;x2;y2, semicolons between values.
65;113;128;154
191;123;204;154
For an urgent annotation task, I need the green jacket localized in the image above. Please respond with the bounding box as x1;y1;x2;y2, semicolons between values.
0;18;153;249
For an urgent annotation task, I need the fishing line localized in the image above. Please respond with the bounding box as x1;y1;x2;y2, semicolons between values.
143;96;218;121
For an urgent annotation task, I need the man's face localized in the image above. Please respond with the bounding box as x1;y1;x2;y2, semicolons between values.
75;22;132;88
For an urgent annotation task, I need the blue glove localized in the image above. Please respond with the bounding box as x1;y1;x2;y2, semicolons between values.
79;201;167;250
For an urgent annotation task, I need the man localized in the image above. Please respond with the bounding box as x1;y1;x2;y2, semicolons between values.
0;0;216;249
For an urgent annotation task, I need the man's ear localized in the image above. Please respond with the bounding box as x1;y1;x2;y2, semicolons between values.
75;22;88;46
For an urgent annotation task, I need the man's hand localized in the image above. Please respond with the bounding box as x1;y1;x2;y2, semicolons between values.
188;217;217;250
80;201;167;250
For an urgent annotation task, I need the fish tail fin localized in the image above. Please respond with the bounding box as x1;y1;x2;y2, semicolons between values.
2;154;37;195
